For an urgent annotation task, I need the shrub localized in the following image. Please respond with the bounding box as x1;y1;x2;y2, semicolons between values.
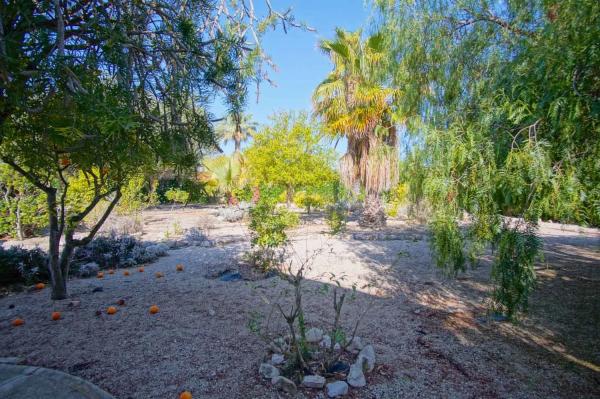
72;233;168;271
386;182;409;217
156;177;208;204
326;203;347;234
0;246;49;286
165;188;190;205
491;223;541;319
294;191;325;213
248;199;299;270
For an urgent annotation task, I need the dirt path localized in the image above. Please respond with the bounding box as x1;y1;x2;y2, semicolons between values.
1;208;598;398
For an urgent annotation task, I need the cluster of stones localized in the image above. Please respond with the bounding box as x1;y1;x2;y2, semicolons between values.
258;327;376;398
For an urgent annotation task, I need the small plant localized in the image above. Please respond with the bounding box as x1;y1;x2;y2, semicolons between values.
247;199;299;271
294;191;325;213
165;188;190;206
326;203;347;234
491;222;542;319
249;246;372;384
172;220;183;236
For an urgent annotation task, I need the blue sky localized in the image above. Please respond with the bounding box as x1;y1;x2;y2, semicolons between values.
215;0;371;154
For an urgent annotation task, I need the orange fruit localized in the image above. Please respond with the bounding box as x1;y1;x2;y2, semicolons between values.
51;311;61;321
97;272;104;279
108;269;115;275
123;270;130;276
11;318;24;327
180;391;192;399
138;267;144;273
107;306;117;315
155;272;164;278
35;282;45;290
149;305;159;314
176;264;184;272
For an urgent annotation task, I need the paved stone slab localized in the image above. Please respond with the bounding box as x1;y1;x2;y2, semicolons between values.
0;364;114;399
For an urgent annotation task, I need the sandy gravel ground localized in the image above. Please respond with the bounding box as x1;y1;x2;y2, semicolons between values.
1;207;599;399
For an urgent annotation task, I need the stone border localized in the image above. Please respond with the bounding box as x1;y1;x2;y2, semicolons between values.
0;364;114;399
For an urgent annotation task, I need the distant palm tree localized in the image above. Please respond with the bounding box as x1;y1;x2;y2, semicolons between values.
215;113;258;153
313;29;399;227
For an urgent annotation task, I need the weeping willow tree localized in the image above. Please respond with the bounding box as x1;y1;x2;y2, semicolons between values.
313;29;401;227
374;0;600;317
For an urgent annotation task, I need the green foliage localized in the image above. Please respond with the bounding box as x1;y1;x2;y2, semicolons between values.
0;0;302;298
0;246;49;286
326;203;348;235
0;164;47;238
249;199;299;250
202;153;244;201
372;0;600;316
117;174;154;214
491;224;542;319
165;188;190;205
245;112;336;199
386;182;409;217
294;191;325;213
156;177;207;204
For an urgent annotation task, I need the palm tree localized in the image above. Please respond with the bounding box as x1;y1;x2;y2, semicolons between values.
215;113;258;153
202;154;244;203
313;29;399;227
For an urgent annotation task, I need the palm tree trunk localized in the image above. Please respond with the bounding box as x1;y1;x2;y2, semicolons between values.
359;193;386;228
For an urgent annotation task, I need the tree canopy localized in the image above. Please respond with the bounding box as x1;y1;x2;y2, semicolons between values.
245;112;336;205
0;0;302;299
313;29;400;227
373;0;600;316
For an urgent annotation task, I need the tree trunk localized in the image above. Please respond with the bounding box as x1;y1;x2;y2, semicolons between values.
359;193;386;228
234;128;242;153
46;189;68;300
286;184;294;208
15;198;23;241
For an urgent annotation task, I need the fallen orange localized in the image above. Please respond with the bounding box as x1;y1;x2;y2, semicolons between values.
180;391;192;399
149;305;159;314
107;306;117;315
97;272;104;279
51;311;61;321
176;264;184;272
138;267;145;272
35;282;45;290
123;270;130;276
11;318;24;327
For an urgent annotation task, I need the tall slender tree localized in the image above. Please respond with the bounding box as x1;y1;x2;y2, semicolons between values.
215;114;258;153
313;29;400;227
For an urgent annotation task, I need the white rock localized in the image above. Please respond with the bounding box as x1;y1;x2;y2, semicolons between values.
326;381;349;397
269;337;288;353
271;353;285;366
306;327;323;343
302;375;326;389
319;335;332;348
334;343;341;351
357;344;375;372
271;376;297;394
347;362;366;387
346;336;364;352
259;363;279;379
